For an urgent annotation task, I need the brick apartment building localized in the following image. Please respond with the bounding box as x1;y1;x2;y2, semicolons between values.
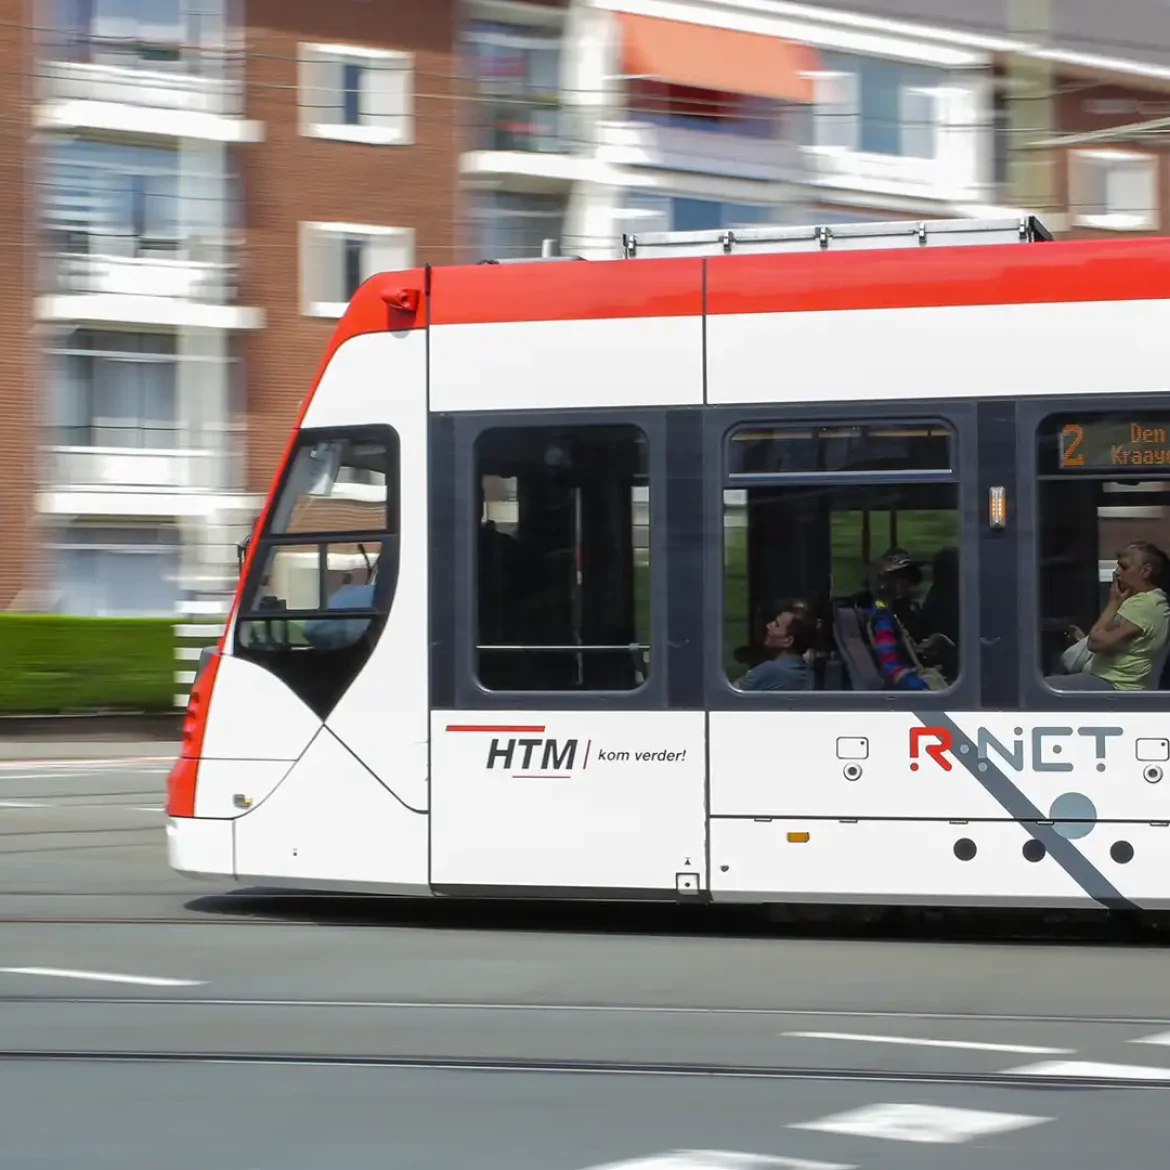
3;0;1170;627
0;0;457;618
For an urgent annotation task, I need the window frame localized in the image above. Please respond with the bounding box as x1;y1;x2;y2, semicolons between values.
703;401;980;711
1020;393;1170;711
234;424;400;627
299;221;416;317
1068;149;1159;233
449;409;669;711
297;42;415;146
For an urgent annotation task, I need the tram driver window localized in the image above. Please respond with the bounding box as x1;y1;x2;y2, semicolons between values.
474;424;650;693
1038;414;1170;693
722;422;961;694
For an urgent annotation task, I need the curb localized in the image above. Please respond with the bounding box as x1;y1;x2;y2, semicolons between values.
0;713;184;742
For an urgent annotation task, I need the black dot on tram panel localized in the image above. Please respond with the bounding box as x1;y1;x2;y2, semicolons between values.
1111;840;1135;865
1023;839;1046;863
953;838;977;862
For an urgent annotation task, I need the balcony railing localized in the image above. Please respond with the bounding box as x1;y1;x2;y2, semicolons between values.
48;444;233;494
470;96;567;153
41;35;243;118
43;249;238;303
597;119;805;183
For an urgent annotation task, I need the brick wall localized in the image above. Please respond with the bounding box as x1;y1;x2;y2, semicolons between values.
241;0;457;497
0;0;36;608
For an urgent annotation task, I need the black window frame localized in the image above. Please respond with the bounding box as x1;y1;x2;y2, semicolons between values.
234;423;401;639
448;408;669;712
1019;393;1170;712
703;401;981;711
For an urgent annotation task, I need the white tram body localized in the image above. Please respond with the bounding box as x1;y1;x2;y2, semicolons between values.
168;216;1170;911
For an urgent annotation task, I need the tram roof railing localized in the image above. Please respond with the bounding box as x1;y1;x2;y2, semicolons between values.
622;215;1053;259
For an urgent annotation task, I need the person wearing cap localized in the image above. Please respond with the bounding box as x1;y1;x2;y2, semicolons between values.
862;548;952;691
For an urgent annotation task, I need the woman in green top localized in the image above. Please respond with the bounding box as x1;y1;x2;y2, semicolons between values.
1049;541;1170;692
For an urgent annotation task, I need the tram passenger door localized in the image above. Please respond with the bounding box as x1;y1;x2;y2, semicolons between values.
430;415;708;896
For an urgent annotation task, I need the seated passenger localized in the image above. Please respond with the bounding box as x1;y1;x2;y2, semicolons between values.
862;548;952;691
1046;541;1170;692
736;603;815;691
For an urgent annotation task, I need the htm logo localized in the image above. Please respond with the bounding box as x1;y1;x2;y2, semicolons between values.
444;723;590;778
487;736;580;774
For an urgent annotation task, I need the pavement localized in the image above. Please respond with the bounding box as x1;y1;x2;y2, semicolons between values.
4;755;1170;1169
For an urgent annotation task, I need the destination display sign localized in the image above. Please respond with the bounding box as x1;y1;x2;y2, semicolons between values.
1058;419;1170;471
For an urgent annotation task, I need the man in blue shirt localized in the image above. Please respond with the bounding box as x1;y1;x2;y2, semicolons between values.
737;604;815;691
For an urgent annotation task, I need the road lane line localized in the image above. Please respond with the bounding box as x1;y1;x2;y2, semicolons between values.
0;967;203;988
1004;1060;1170;1081
791;1103;1050;1144
579;1152;856;1170
782;1031;1072;1055
1131;1031;1170;1046
0;801;49;809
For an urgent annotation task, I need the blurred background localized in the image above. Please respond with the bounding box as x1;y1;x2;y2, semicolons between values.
2;0;1169;721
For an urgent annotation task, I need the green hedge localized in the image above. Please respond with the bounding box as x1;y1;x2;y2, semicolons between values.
0;615;178;714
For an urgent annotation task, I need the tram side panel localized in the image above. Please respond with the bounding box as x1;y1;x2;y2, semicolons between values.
228;329;431;890
703;274;1170;910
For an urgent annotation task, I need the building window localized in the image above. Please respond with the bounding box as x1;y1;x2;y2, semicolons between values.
1037;413;1170;693
810;71;859;150
723;421;960;694
298;43;414;146
615;190;781;242
811;53;946;157
475;425;651;693
464;20;564;153
55;0;226;69
1069;150;1158;232
299;222;414;317
43;139;180;259
47;329;177;449
468;191;566;261
47;524;181;617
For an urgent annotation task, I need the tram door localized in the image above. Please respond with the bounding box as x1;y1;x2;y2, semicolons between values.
431;417;708;894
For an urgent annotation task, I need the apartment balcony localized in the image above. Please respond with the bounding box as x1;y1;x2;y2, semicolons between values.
597;119;805;184
37;249;263;331
41;443;245;520
37;40;263;142
462;97;590;189
802;145;988;207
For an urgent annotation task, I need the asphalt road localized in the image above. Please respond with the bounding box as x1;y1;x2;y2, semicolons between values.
5;754;1170;1170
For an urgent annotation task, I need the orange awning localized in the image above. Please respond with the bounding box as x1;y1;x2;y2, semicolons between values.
616;12;821;105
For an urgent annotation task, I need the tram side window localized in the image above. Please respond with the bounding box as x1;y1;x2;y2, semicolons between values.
1037;414;1170;693
474;425;650;692
723;422;961;694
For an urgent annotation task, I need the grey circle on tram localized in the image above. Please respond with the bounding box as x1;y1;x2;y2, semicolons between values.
1049;792;1097;840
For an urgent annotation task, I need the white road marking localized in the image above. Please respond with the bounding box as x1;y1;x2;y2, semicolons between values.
1005;1060;1170;1081
782;1030;1072;1055
130;806;164;813
1131;1031;1170;1046
578;1152;855;1170
792;1103;1049;1145
0;967;203;988
0;800;49;809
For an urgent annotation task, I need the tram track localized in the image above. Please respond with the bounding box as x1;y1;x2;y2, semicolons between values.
0;1048;1162;1090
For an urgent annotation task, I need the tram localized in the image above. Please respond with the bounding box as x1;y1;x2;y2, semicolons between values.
167;215;1170;912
